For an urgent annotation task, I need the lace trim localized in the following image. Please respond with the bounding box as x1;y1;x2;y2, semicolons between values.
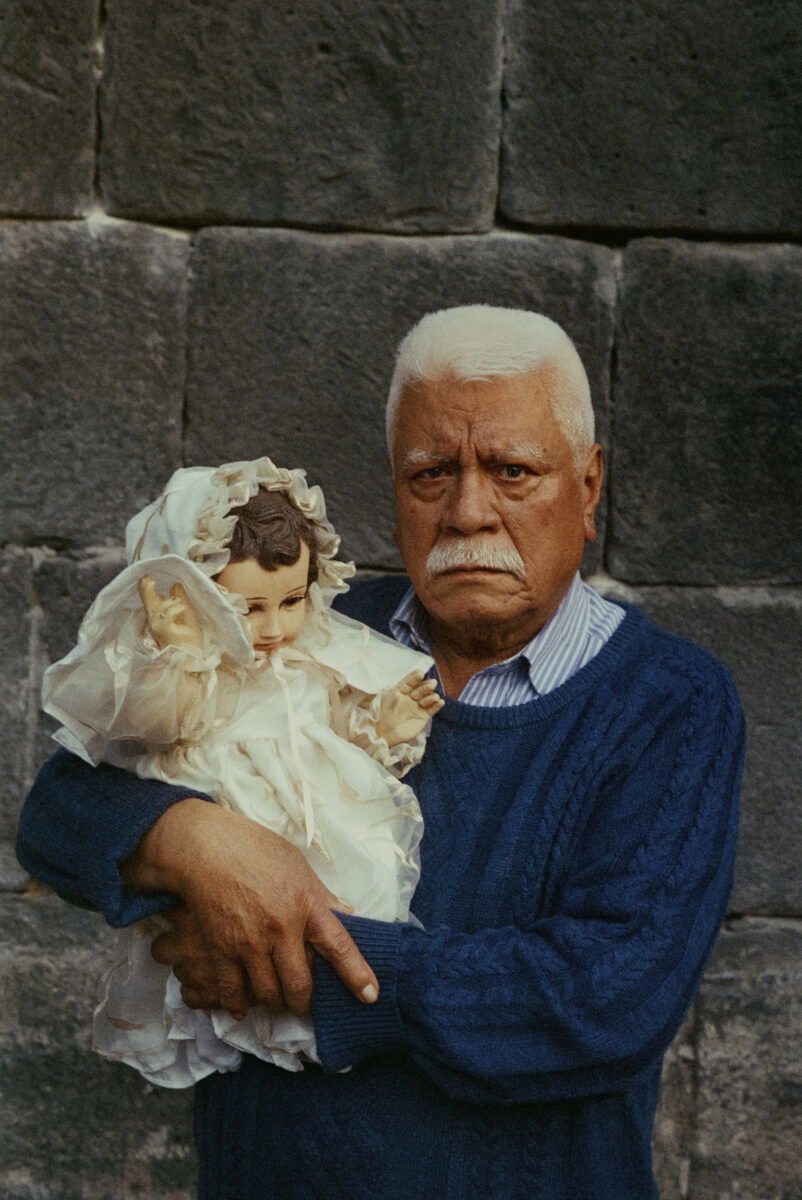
128;456;355;605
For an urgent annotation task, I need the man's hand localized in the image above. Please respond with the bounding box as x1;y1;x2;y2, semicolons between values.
121;799;379;1019
374;670;444;747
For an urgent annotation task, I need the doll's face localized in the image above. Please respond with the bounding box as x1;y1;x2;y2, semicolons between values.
215;545;310;652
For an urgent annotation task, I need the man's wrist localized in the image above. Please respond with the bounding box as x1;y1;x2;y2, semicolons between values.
313;914;406;1072
119;795;215;894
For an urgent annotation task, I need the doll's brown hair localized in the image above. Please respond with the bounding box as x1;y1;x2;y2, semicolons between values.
226;488;319;584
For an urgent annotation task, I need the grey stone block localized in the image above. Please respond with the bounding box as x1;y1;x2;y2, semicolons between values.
0;841;29;892
501;0;802;234
0;220;189;548
613;585;802;916
691;918;802;1198
0;894;194;1198
186;228;617;569
0;551;34;841
100;0;503;231
652;1008;695;1200
609;240;802;584
0;0;97;217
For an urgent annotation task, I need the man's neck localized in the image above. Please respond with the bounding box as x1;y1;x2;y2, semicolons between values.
428;615;547;699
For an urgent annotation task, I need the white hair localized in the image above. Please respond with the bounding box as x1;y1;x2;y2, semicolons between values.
386;305;595;465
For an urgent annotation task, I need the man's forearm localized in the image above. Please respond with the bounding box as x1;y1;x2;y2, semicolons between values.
18;749;380;1015
16;749;212;926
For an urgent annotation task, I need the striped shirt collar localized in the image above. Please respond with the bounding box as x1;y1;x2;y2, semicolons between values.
389;572;624;704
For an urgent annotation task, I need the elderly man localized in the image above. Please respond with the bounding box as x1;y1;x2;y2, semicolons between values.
18;306;743;1200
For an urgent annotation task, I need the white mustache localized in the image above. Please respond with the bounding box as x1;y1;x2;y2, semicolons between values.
426;539;526;581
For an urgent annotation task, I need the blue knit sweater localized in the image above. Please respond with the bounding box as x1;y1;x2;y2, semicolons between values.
18;579;743;1199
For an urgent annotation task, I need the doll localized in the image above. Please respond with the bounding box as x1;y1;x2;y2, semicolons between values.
42;457;442;1087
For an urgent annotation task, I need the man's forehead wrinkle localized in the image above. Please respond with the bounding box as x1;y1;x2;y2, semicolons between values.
485;442;550;465
399;440;550;469
396;395;558;464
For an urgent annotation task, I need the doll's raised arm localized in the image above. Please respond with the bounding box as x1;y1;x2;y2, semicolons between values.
139;576;204;650
42;564;242;766
342;670;443;777
123;575;222;748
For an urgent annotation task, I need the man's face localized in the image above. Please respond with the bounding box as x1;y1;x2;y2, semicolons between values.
390;371;603;649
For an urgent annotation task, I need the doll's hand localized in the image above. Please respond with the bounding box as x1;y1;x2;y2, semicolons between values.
139;576;203;650
374;670;444;747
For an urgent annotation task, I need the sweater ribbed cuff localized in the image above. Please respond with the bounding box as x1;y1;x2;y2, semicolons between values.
313;914;406;1073
94;780;211;926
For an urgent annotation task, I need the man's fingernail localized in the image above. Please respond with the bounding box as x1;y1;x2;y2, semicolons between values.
361;984;379;1003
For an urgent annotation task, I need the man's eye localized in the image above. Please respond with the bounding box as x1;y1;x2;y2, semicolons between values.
498;464;527;479
416;466;445;480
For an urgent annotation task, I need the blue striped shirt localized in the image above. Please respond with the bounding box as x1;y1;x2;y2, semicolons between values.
389;573;625;706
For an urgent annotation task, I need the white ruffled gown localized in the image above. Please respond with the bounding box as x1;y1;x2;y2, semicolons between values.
44;558;430;1088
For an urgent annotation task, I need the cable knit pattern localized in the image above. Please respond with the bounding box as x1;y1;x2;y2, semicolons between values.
17;576;743;1199
308;579;743;1198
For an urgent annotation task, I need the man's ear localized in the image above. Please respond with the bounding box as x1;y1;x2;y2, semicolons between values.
582;444;604;543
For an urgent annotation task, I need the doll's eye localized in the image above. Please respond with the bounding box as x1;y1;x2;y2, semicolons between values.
282;595;305;608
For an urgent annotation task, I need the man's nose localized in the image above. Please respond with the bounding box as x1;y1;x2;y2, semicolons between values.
442;470;499;535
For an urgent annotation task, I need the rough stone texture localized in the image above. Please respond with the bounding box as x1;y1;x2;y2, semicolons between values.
0;551;35;842
0;221;189;549
600;584;802;916
100;0;503;231
652;1007;696;1200
186;229;617;569
0;0;798;1188
501;0;802;234
608;240;802;585
691;918;802;1199
0;893;195;1199
32;552;128;776
0;842;29;892
0;0;97;217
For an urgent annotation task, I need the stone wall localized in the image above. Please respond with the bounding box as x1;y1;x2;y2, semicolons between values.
1;2;800;1197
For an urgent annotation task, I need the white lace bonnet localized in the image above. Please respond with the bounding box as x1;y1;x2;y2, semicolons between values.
126;456;355;605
